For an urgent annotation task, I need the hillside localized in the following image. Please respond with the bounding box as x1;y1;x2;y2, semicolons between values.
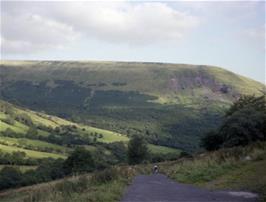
0;100;178;166
0;60;265;152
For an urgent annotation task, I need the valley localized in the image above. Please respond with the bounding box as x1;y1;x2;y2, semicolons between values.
1;61;264;152
0;100;179;169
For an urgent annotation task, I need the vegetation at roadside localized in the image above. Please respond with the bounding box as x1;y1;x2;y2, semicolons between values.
1;141;265;202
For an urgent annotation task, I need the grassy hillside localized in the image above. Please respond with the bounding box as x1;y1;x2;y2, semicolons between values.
1;142;265;202
0;60;265;152
0;100;179;163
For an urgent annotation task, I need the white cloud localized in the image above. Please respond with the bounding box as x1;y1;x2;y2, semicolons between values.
1;2;200;54
1;4;79;55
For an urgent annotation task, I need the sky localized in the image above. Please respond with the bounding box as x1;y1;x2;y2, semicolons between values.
0;1;265;83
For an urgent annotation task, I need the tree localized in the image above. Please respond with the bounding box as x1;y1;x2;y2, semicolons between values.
106;142;127;163
63;147;95;175
0;167;23;190
221;106;266;147
201;130;224;151
226;95;265;117
36;159;65;181
127;135;148;165
201;94;266;150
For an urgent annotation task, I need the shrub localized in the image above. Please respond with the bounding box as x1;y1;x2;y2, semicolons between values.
63;147;95;175
91;168;119;184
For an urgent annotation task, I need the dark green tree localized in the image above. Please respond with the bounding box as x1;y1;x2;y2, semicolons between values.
226;95;265;117
221;106;266;147
200;130;224;151
63;147;95;175
201;94;266;150
127;135;148;165
0;167;23;190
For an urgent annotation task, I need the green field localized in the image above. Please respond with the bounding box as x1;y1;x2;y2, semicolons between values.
0;144;65;159
0;100;180;164
148;144;181;155
0;136;67;153
79;125;129;143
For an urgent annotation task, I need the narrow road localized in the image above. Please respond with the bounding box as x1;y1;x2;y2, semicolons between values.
121;174;258;202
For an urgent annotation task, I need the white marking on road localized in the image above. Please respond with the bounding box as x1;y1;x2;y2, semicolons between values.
227;191;258;198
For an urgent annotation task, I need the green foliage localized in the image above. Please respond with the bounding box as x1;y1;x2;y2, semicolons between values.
0;158;65;191
226;95;266;117
2;128;15;137
27;126;38;136
35;159;65;181
0;150;38;165
202;95;266;150
221;106;266;147
127;135;148;165
2;116;15;125
91;167;119;184
15;113;34;127
105;142;127;163
0;166;23;189
201;130;224;151
63;147;95;174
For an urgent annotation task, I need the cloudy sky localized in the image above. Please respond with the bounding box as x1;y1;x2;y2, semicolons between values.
0;1;265;83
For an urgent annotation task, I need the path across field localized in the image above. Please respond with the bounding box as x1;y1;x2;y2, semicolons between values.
121;174;258;202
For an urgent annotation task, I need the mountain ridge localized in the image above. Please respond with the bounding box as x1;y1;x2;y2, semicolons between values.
0;60;265;152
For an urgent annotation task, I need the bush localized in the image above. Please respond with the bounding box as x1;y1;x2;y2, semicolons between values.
91;168;119;184
63;147;95;175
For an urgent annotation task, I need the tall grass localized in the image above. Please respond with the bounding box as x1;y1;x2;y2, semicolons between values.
157;141;266;185
20;166;138;202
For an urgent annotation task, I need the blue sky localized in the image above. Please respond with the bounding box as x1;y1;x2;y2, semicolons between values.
1;1;265;83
